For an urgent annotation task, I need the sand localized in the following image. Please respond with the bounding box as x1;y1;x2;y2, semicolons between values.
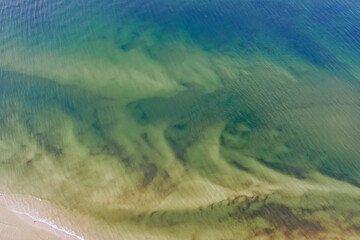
0;193;84;240
0;200;60;240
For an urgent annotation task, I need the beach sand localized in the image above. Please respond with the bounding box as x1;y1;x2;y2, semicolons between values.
0;199;61;240
0;193;86;240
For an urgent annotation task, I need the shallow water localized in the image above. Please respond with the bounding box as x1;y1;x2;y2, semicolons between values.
1;0;360;239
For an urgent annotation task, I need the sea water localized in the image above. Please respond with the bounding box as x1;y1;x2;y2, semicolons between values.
1;0;360;239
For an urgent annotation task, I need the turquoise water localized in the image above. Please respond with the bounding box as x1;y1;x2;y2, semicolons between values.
1;0;360;239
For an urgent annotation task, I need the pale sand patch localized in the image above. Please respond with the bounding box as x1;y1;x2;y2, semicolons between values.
0;193;84;240
0;196;60;240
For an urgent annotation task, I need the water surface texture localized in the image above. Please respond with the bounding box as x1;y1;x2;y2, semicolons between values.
1;0;360;239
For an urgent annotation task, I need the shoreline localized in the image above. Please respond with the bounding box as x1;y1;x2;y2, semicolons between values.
0;192;84;240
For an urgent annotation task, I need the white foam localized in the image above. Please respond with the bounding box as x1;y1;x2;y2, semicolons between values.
31;196;44;202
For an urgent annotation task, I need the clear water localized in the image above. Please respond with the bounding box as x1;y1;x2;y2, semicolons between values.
1;0;360;239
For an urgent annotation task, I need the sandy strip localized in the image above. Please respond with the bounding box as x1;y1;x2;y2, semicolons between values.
0;193;84;240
